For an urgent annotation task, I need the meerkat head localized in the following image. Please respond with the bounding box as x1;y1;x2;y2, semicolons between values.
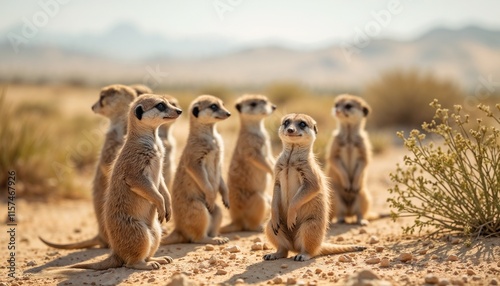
158;94;180;126
235;94;276;119
279;113;318;145
332;94;370;124
190;95;231;124
131;94;182;128
129;84;153;96
92;84;137;118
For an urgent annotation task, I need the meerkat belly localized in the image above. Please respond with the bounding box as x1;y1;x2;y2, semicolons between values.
204;149;221;190
340;143;361;176
280;167;302;210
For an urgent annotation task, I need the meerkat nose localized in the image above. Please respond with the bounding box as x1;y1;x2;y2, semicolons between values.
272;105;277;110
176;109;182;115
287;128;295;134
226;112;231;117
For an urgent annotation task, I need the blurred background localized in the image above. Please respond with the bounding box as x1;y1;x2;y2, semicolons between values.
1;0;500;199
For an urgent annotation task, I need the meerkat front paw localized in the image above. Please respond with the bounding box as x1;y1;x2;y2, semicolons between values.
270;215;280;235
287;208;297;230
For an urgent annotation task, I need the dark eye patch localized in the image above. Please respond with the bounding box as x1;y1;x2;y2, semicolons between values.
299;121;308;129
210;104;219;111
283;119;291;127
250;102;257;108
156;102;167;111
345;103;352;110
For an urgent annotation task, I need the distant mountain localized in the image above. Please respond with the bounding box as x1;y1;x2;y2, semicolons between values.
1;24;499;88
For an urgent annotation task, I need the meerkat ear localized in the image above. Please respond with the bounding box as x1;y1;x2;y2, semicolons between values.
362;106;370;117
192;106;200;118
313;125;318;134
235;103;242;113
135;105;144;120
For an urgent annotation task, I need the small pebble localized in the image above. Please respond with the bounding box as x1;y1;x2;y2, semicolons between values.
451;238;461;245
281;264;288;269
229;254;236;260
225;245;241;253
375;246;384;253
26;261;36;267
263;243;271;250
399;253;413;262
216;269;227;275
253;237;262;243
365;257;380;264
287;277;297;285
336;236;344;242
338;255;352;263
315;268;322;274
380;258;390;268
447;255;458;262
419;249;428;255
438;278;450;285
466;269;476;275
359;228;367;234
425;275;439;284
431;254;439;260
368;236;379;244
251;243;263;251
205;245;215;251
490;278;499;285
273;277;283;284
235;278;245;284
147;278;155;283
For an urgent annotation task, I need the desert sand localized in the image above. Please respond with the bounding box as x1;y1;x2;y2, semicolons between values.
1;147;499;286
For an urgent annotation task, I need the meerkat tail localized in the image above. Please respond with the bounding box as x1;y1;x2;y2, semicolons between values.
161;230;188;245
366;212;392;221
39;235;105;250
319;243;367;256
70;254;123;270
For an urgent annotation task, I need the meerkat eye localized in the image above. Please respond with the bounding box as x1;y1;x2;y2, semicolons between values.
155;102;167;111
99;95;105;106
250;102;257;108
345;103;352;110
210;104;219;111
335;103;340;108
283;119;291;127
299;121;308;129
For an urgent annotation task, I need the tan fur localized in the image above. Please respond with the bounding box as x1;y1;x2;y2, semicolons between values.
162;95;231;245
129;85;178;189
72;94;182;270
220;94;276;233
325;94;372;225
264;114;366;261
156;95;180;190
40;84;137;249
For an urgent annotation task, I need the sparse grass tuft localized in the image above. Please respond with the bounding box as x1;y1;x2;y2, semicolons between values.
388;100;500;238
0;87;100;199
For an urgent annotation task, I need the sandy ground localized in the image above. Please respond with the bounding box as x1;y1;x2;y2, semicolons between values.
1;147;499;286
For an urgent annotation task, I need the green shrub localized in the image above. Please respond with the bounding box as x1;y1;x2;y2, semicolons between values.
364;69;464;128
388;100;500;238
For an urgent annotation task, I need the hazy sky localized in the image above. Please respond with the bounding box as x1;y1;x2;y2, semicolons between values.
2;0;500;47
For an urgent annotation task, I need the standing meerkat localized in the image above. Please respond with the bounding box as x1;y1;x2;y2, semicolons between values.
220;94;276;233
161;95;231;245
129;85;179;189
72;94;182;270
264;113;366;261
40;84;137;249
325;94;372;226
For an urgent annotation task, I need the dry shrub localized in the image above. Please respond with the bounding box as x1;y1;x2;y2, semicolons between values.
388;100;500;238
364;69;464;128
0;89;100;199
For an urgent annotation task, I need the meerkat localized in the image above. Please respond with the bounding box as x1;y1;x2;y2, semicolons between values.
130;84;179;189
161;95;231;245
40;84;137;249
264;113;366;261
220;94;276;233
72;94;182;270
129;84;152;96
325;94;372;226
